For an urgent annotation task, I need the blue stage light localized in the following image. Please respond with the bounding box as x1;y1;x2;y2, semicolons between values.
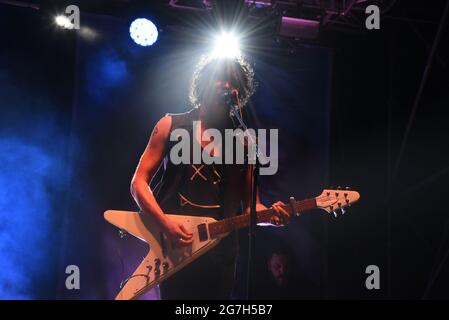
129;18;158;47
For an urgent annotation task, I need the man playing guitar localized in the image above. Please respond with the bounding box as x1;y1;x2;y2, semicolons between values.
129;55;290;299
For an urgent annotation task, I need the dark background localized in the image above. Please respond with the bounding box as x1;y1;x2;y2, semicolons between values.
0;0;448;299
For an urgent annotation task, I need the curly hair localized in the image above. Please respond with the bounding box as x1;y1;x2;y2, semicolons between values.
189;54;257;109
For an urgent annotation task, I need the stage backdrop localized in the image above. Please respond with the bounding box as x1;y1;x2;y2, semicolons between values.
58;13;332;299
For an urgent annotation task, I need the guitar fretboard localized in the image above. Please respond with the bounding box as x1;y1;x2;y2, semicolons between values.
208;198;316;237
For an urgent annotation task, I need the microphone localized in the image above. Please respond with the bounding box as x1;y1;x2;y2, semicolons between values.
231;89;239;106
220;88;240;110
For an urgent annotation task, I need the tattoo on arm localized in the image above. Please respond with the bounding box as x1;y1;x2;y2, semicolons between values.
152;126;159;137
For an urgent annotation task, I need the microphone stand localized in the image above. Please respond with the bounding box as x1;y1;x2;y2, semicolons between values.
229;103;261;300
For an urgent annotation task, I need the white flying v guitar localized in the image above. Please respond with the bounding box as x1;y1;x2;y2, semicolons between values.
104;188;360;300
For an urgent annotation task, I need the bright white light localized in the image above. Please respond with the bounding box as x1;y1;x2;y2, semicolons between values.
55;15;74;29
129;18;158;47
212;32;241;58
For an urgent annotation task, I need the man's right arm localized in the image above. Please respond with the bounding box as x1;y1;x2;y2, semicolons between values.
130;115;193;245
130;115;171;227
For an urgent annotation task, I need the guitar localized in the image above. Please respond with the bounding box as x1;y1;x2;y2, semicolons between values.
104;188;360;300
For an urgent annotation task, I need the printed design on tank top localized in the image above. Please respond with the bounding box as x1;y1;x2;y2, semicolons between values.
189;164;222;184
190;164;207;181
178;193;221;209
179;164;223;209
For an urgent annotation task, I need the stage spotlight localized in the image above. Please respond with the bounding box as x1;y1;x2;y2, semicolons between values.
212;32;241;58
129;18;158;47
55;15;74;29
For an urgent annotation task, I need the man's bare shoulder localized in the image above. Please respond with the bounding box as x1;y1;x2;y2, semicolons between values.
151;115;172;140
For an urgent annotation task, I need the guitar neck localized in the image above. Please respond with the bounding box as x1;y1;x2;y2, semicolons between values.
208;198;317;237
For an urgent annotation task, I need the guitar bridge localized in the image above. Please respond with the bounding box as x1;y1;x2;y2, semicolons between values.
160;232;167;257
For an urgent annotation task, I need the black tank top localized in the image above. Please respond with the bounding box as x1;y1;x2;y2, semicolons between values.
153;108;249;261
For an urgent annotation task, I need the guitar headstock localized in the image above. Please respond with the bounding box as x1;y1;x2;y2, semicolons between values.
315;187;360;217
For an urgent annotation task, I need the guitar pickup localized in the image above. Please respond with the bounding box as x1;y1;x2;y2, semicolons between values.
197;223;208;241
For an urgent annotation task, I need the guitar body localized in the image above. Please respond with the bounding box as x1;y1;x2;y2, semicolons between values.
104;210;227;300
104;189;360;300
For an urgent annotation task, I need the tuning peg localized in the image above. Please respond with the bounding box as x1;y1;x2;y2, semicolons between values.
333;211;338;218
345;186;350;190
341;207;346;215
337;186;342;190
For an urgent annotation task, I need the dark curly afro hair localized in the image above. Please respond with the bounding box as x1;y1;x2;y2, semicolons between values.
189;54;257;109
